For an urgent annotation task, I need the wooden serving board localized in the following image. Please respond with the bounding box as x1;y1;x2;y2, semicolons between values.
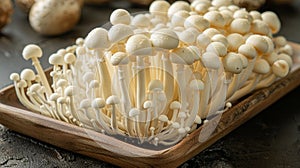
0;43;300;168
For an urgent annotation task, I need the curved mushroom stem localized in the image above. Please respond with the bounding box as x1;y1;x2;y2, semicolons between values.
16;80;49;115
228;74;262;102
96;50;112;99
31;57;53;98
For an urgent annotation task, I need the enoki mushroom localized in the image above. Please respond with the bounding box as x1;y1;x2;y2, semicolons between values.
11;0;293;146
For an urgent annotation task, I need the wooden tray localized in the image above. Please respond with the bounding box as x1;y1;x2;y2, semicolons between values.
0;42;300;168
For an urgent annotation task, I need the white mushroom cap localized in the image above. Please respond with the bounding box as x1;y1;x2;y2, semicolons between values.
106;95;120;105
264;52;279;64
92;98;106;108
20;69;35;81
150;28;179;50
83;72;95;83
170;47;195;65
49;93;60;101
167;1;191;18
65;86;75;97
149;0;170;16
179;29;196;44
238;44;258;59
253;59;270;74
273;36;287;48
211;34;228;47
10;73;20;81
220;10;234;26
108;24;134;43
75;37;84;46
272;60;289;78
277;53;293;68
29;83;41;93
49;53;64;65
223;52;244;74
148;80;163;91
126;34;152;56
251;20;271;36
261;11;281;34
187;45;201;61
203;28;220;38
178;111;187;119
76;46;86;56
191;0;210;10
158;115;169;122
129;108;140;117
80;99;91;109
143;100;153;109
196;33;211;49
249;11;262;20
208;6;218;11
171;10;190;27
189;79;204;90
227;33;245;51
89;80;100;88
172;122;180;129
110;52;129;65
201;51;221;69
246;35;269;54
64;53;76;64
211;0;232;7
206;41;227;57
131;14;151;28
263;36;275;54
85;27;110;49
228;5;240;12
194;2;210;14
170;101;181;109
56;79;68;88
17;80;27;88
203;11;225;28
22;44;43;60
230;18;250;34
110;9;131;25
184;15;210;32
279;44;293;56
233;9;252;22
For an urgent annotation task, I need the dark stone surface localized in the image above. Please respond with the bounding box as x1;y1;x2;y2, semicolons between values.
1;1;300;168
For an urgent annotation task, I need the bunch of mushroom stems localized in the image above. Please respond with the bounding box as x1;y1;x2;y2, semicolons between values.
11;0;293;146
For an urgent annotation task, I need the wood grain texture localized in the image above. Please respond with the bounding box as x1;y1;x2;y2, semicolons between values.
0;43;300;168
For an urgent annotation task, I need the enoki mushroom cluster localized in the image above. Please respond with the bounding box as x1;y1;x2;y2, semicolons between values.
11;0;293;146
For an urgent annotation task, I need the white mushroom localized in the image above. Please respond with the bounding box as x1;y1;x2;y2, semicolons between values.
106;95;120;133
261;11;281;34
170;47;195;113
23;44;52;98
85;27;112;99
150;28;179;103
167;1;191;18
126;34;152;110
110;9;131;25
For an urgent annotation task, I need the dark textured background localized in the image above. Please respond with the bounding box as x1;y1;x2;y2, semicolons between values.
0;1;300;167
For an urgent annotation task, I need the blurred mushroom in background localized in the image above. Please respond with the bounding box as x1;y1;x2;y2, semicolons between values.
0;0;13;31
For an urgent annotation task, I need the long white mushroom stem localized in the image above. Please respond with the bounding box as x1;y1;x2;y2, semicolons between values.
162;52;174;103
136;56;146;110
